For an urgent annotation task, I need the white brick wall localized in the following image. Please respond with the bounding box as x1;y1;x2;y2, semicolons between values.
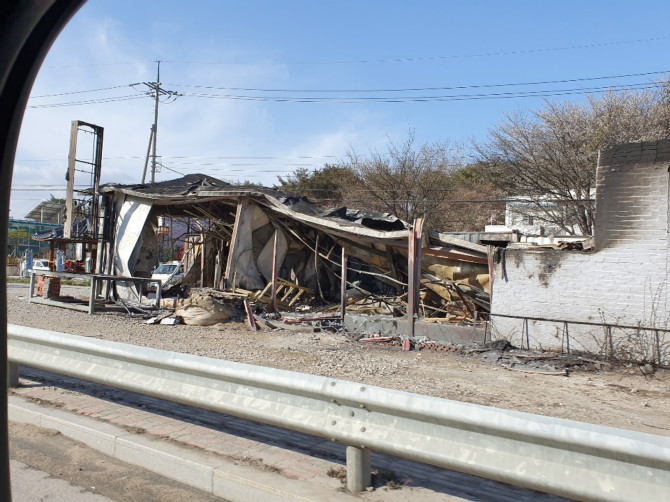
490;140;670;362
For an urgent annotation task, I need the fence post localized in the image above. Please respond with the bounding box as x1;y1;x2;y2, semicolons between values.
346;445;371;492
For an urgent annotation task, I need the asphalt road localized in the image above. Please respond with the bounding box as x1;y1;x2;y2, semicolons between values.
9;422;228;502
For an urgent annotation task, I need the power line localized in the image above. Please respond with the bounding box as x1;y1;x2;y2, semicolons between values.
30;85;132;98
39;34;670;69
28;81;661;108
166;69;670;93
163;34;670;66
176;82;660;103
30;68;669;102
16;154;342;162
27;95;145;109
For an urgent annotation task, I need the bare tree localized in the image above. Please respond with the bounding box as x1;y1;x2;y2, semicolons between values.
345;131;466;230
475;83;670;235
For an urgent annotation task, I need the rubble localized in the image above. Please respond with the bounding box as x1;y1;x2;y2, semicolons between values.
175;289;238;326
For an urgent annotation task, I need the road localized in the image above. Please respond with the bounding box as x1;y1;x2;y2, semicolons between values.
9;422;227;502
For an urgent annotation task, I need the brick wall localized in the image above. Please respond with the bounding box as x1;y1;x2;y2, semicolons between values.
490;140;670;362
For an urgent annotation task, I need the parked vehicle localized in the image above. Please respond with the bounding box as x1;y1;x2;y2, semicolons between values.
31;259;51;271
149;261;184;294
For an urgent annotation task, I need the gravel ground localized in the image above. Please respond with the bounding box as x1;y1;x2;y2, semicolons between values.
7;283;670;436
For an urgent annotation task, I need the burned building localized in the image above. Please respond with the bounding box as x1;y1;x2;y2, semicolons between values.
96;174;490;335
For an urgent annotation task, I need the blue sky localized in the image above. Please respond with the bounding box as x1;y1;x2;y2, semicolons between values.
11;0;670;218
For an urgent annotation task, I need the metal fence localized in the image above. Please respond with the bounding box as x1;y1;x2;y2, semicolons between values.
7;323;670;501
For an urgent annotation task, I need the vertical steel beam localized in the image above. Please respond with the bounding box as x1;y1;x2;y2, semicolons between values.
340;247;347;321
346;446;371;492
271;231;278;312
200;233;205;287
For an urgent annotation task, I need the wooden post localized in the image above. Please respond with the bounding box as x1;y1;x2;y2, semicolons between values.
64;120;78;239
407;226;415;337
413;218;423;315
407;218;424;338
271;231;278;312
340;247;347;321
224;199;246;289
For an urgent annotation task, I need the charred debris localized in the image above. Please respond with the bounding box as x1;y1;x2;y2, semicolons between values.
93;174;490;337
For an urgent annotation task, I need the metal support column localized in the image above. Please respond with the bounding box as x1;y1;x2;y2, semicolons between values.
346;446;371;492
271;231;278;312
340;247;347;321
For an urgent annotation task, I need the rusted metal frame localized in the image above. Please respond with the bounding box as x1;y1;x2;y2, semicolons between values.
491;312;670;333
223;198;246;289
243;299;257;331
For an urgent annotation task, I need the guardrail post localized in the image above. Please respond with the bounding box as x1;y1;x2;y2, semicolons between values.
7;362;19;387
346;445;371;492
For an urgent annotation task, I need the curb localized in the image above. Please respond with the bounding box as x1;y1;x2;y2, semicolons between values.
9;396;354;502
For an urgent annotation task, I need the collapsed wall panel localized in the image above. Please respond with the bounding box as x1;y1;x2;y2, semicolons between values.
112;195;153;300
225;199;269;290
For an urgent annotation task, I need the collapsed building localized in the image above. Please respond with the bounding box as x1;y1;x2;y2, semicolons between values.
94;174;490;340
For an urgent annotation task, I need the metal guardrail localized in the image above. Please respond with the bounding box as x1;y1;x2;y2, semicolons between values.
7;323;670;501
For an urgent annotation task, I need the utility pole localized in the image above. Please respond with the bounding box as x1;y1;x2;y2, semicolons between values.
138;61;180;183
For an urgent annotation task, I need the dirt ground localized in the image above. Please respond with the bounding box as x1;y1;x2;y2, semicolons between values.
9;422;226;502
7;284;670;436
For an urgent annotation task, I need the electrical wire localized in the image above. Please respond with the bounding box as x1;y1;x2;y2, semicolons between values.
166;69;670;93
30;85;132;98
25;70;668;108
163;34;670;66
177;82;660;104
27;94;145;109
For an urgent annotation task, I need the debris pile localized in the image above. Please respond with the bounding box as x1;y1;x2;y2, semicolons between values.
175;289;238;326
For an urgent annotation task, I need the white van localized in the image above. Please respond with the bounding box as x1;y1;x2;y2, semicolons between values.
150;261;184;294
